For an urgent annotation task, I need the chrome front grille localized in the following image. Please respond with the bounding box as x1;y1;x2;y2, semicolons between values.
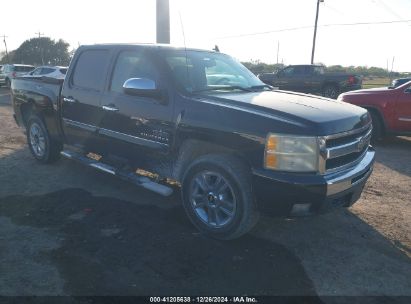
319;122;372;174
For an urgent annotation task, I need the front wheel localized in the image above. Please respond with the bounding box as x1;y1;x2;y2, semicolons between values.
27;115;62;163
181;154;259;240
322;85;339;99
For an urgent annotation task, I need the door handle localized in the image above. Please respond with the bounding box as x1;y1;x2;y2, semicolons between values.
63;97;77;103
102;105;119;112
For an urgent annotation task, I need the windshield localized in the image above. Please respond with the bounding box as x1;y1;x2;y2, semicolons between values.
161;49;265;93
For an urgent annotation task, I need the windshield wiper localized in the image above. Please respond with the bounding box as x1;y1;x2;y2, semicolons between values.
193;85;253;93
250;84;274;91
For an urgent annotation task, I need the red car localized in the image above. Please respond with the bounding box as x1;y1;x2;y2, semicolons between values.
338;81;411;140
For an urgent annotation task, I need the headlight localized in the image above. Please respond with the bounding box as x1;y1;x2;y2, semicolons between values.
264;134;319;172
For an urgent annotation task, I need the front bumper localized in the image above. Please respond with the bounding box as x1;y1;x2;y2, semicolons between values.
252;147;375;216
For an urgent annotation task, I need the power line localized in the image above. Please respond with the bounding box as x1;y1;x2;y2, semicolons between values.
215;19;411;39
375;0;403;21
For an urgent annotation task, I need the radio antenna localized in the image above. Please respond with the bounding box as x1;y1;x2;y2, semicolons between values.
178;11;191;92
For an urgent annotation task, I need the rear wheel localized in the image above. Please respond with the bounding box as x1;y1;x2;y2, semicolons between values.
27;115;62;163
322;84;339;99
182;154;259;240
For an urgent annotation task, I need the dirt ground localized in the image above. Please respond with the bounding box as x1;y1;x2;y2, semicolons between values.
0;87;410;300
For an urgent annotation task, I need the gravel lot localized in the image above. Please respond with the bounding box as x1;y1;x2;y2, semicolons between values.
0;87;410;300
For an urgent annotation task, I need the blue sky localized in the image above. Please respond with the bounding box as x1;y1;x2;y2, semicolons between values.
2;0;411;71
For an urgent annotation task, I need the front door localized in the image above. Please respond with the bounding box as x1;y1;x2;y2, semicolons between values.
99;48;174;170
275;66;307;92
61;48;111;151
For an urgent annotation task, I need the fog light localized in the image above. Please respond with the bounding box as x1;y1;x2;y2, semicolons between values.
290;203;312;216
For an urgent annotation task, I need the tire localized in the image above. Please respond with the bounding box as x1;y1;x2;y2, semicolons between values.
26;115;62;163
322;84;339;99
181;154;259;240
369;111;383;143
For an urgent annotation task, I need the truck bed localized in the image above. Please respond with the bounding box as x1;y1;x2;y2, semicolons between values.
12;76;63;107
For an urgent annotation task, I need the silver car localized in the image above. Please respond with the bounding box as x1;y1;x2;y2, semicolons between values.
0;64;35;88
22;66;68;80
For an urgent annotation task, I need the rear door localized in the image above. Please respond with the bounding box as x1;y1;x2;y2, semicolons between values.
276;66;307;92
61;48;112;151
98;48;174;168
394;83;411;131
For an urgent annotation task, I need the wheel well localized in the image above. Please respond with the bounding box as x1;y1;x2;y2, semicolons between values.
365;107;386;133
20;102;36;128
172;139;251;182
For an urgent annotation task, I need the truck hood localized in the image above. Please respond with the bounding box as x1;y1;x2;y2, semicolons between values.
202;90;370;135
341;87;393;95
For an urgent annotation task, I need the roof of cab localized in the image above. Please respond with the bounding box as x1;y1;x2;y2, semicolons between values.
79;43;220;54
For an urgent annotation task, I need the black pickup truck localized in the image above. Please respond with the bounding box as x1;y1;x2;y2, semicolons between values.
11;44;375;239
258;65;362;99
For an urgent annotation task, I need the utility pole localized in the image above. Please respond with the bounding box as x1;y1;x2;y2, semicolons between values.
35;31;44;39
156;0;170;44
276;41;280;65
35;31;45;65
1;34;10;63
311;0;324;64
389;56;395;84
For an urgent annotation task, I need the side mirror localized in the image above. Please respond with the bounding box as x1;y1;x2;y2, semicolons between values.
123;78;164;101
404;87;411;94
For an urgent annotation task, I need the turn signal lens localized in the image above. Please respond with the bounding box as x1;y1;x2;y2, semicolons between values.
265;154;277;168
266;136;277;151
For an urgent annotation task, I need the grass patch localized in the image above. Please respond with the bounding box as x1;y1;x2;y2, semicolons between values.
362;77;390;88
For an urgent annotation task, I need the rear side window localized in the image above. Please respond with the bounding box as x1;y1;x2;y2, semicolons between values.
313;66;324;75
31;68;43;75
72;49;110;90
42;67;55;74
15;66;34;72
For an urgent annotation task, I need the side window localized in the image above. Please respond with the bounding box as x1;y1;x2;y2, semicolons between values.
313;66;324;75
110;50;157;94
42;68;55;74
165;56;194;90
293;66;305;76
305;66;313;75
72;49;110;91
32;68;42;75
282;67;294;77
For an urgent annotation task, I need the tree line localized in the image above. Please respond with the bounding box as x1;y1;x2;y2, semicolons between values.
0;37;73;66
1;37;408;78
